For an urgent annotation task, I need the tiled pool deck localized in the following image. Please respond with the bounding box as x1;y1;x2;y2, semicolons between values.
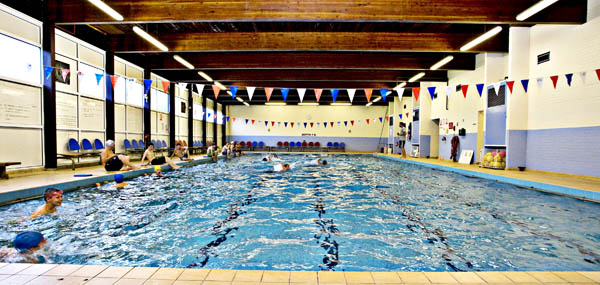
1;152;600;283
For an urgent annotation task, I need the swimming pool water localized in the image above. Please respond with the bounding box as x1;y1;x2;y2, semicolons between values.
1;154;599;271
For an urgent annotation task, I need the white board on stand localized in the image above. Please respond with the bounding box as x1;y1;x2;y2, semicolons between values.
459;150;474;164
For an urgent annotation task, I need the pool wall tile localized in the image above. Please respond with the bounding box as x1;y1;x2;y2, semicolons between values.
261;271;290;283
375;154;600;202
0;263;31;275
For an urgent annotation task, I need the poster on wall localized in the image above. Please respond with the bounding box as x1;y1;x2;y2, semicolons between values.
55;60;71;84
0;80;42;126
56;92;77;128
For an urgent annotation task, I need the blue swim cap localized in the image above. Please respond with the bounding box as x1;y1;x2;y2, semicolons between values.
14;231;44;252
114;174;124;183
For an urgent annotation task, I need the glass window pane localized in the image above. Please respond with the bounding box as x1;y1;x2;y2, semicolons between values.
0;33;41;85
127;79;143;107
79;63;105;99
114;76;125;103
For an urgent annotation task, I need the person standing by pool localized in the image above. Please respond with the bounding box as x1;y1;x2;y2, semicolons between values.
171;142;193;162
0;231;47;263
396;122;407;158
140;142;180;169
30;188;63;219
101;140;139;171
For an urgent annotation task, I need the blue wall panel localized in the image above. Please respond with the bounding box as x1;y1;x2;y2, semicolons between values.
439;133;478;161
485;104;507;146
419;135;430;158
507;130;528;169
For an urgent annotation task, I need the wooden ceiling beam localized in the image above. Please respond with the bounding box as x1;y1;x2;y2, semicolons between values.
111;31;508;53
49;0;586;25
129;52;476;71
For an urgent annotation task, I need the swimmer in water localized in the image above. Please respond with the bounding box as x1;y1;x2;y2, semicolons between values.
273;163;292;172
114;174;128;189
0;231;46;263
305;158;328;166
30;188;63;219
152;166;164;177
262;154;282;162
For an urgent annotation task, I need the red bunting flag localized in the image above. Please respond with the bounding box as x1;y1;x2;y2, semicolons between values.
366;119;370;124
110;75;118;89
406;112;409;118
271;121;275;126
251;120;255;125
461;85;469;98
161;81;170;93
506;81;515;94
291;122;294;128
596;69;600;81
412;88;420;101
364;89;372;102
61;69;70;82
232;117;236;122
550;75;559;89
314;89;323;102
350;120;354;126
385;116;389;121
265;88;274;101
330;122;334;127
310;122;314;128
212;85;221;99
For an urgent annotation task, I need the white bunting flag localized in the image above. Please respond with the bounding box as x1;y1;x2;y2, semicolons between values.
297;88;306;102
347;89;356;103
536;77;544;89
493;82;501;96
395;88;405;97
195;84;205;95
178;82;188;90
445;86;453;98
579;71;587;84
246;87;256;101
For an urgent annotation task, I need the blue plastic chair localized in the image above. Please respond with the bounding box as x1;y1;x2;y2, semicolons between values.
94;139;104;150
290;142;295;147
252;141;258;146
124;139;132;150
68;138;80;152
132;140;141;151
259;141;264;147
334;142;340;147
81;139;94;152
296;141;301;147
340;142;346;148
139;140;145;149
327;142;333;147
151;140;156;147
162;140;168;149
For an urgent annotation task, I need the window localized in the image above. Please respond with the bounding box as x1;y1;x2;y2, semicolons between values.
0;33;41;85
127;79;143;107
150;88;169;113
79;63;105;99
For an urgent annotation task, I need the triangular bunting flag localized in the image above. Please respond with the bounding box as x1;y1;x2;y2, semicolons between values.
550;75;559;89
350;120;354;126
246;87;256;101
304;122;308;128
161;81;170;93
95;73;104;85
476;83;485;97
195;84;205;95
506;81;515;94
344;121;348;126
358;120;361;124
291;122;294;128
337;121;341;126
314;89;323;102
427;86;436;100
565;73;573;86
281;88;290;101
412;88;420;101
178;82;188;90
232;117;236;122
110;75;118;89
379;117;383;123
44;66;54;80
385;116;389;122
271;121;275;126
317;122;321;127
493;82;501;95
230;86;239;99
226;116;230;122
366;119;370;124
406;113;409;118
297;88;306;102
461;85;469;98
521;79;529;93
245;119;249;124
284;122;288;127
536;77;544;89
265;88;274;102
251;120;255;125
264;121;268;127
446;86;452;98
364;89;372;102
396;87;405;97
380;88;388;101
310;122;314;128
347;89;356;102
278;122;281;126
330;122;334;127
323;121;327;128
143;79;152;94
61;69;70;82
330;89;339;103
579;72;587;84
399;114;402;119
596;69;600;81
212;85;221;99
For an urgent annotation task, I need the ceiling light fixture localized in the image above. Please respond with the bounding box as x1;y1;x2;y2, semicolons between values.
298;102;319;106
366;102;373;107
516;0;559;21
331;103;352;106
265;102;286;106
132;26;168;51
227;91;232;96
236;97;244;102
430;56;454;70
198;71;213;82
173;55;194;69
243;102;250;106
372;96;382;103
214;81;226;90
88;0;124;21
460;26;503;52
408;72;426;83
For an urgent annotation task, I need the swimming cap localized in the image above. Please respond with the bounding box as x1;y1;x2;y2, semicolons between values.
154;166;161;171
14;231;44;252
114;173;124;183
106;140;115;148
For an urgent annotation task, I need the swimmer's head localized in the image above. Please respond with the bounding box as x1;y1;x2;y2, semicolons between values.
262;158;268;161
322;160;328;165
114;173;124;183
44;188;63;202
106;140;115;149
283;164;290;170
14;231;45;253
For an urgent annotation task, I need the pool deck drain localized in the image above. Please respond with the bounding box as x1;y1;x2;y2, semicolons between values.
0;264;599;284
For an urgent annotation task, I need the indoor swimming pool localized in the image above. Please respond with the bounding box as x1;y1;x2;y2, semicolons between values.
1;154;599;271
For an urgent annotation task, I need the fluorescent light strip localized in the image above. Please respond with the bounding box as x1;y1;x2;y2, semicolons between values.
198;71;213;82
408;72;426;83
460;26;503;52
214;81;226;90
265;102;286;106
516;0;559;21
236;97;244;102
173;55;194;69
331;103;352;106
366;102;373;107
372;96;382;103
394;82;407;90
298;102;319;106
132;26;168;51
88;0;124;21
243;102;250;106
430;56;454;70
227;91;232;96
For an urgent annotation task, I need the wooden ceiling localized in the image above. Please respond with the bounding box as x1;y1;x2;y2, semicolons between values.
10;0;589;105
